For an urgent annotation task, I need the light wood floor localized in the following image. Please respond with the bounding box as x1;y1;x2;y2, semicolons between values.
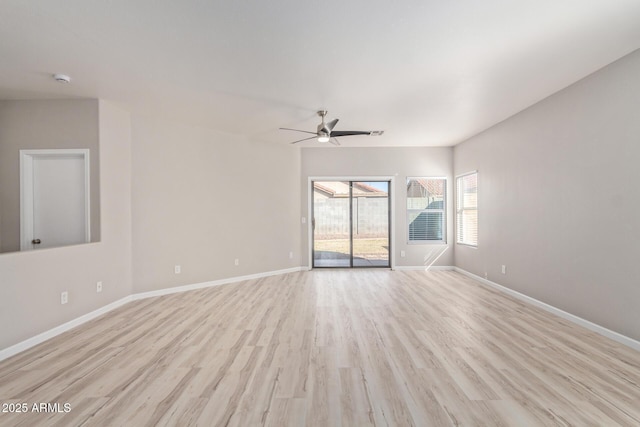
1;270;639;426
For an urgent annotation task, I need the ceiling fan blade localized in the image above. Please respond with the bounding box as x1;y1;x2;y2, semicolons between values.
326;118;339;131
330;137;341;146
289;136;318;144
280;127;317;135
330;130;374;137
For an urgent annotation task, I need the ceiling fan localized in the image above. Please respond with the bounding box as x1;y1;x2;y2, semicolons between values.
280;110;384;145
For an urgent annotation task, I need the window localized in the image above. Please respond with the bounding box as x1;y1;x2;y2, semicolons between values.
406;178;446;243
456;172;478;246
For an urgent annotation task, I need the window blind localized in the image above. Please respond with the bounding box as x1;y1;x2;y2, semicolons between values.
407;178;446;242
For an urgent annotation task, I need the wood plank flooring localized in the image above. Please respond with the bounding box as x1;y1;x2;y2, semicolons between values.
0;270;639;426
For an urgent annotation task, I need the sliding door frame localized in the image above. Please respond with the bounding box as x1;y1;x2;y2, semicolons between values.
308;176;396;269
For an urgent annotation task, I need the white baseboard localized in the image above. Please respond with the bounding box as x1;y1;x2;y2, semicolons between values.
131;267;304;300
0;267;305;362
394;265;454;271
0;295;133;362
302;266;453;272
454;267;640;352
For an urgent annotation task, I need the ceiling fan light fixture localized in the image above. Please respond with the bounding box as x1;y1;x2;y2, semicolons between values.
317;133;330;143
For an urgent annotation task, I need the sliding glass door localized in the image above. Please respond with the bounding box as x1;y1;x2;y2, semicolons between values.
312;180;390;268
352;181;389;267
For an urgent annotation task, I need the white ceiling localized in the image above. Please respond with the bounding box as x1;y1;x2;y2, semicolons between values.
1;0;639;147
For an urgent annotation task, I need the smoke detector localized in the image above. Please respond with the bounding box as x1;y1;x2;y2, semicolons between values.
52;74;71;83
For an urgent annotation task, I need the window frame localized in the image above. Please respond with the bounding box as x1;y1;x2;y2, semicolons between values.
456;171;478;247
406;177;447;244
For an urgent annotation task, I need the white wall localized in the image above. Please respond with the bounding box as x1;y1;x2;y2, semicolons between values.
131;115;301;292
454;49;640;341
301;147;454;268
0;100;132;350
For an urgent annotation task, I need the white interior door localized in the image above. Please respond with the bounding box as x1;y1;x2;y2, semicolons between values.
20;149;90;250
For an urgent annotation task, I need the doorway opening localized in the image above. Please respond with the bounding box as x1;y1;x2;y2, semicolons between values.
312;180;390;268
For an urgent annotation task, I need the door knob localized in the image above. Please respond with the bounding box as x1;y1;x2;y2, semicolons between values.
32;239;41;244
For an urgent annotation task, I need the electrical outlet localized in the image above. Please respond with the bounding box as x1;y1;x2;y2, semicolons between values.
174;265;181;274
96;281;103;293
484;272;488;279
301;217;306;224
289;251;293;259
61;291;68;305
400;250;406;258
234;259;239;266
501;265;506;274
